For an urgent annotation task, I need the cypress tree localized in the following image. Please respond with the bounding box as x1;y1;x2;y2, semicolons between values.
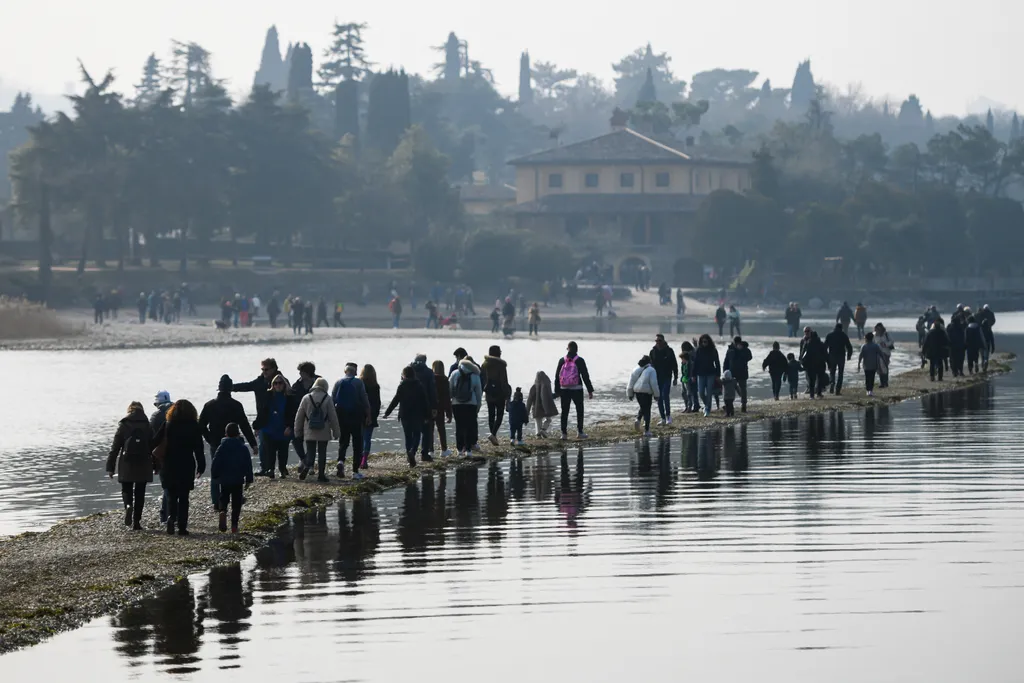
254;26;287;91
444;33;461;81
335;79;359;143
367;69;410;153
519;51;533;104
790;59;816;111
986;108;995;134
1011;113;1020;142
636;67;657;104
286;43;313;102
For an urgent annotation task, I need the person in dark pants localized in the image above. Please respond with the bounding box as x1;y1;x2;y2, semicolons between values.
199;375;257;507
691;334;721;417
106;401;155;530
723;336;752;411
627;356;659;436
150;390;173;522
858;332;884;395
824;324;854;395
259;375;298;477
410;354;439;459
384;366;431;467
800;331;828;398
554;341;595;440
231;358;290;477
154;400;206;536
332;363;372;479
714;306;727;337
294;377;341;481
210;423;254;533
762;342;788;401
290;362;321;471
965;316;985;374
947;312;967;377
979;305;996;353
360;364;382;458
449;356;483;456
304;301;314;335
649;334;678;424
433;360;453;456
923;320;950;381
481;347;511;446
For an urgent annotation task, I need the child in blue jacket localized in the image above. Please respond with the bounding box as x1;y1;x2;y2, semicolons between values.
211;423;254;533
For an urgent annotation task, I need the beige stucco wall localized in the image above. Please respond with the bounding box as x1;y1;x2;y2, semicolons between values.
516;163;751;202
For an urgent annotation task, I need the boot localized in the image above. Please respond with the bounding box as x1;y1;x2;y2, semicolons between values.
124;506;133;527
218;511;228;532
336;461;345;479
407;452;417;468
166;520;175;535
298;466;308;481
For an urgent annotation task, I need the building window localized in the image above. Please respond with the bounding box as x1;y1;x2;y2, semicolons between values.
620;172;635;188
655;172;670;188
585;173;599;188
548;173;563;189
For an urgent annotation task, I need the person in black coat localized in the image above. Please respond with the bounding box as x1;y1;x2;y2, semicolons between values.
107;402;155;530
410;354;439;457
200;374;257;506
947;314;967;377
649;334;679;424
691;334;721;416
154;399;206;535
762;342;788;400
823;324;854;395
723;336;753;412
384;366;431;467
800;331;828;398
965;316;985;374
210;423;255;533
923;321;950;381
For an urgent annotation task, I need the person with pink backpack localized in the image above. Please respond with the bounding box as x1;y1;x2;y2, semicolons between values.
554;341;595;441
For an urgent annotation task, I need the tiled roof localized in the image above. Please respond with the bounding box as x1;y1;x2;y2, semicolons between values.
458;184;516;202
509;193;707;215
508;128;749;167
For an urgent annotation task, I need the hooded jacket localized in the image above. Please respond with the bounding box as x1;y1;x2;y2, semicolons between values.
721;371;737;402
854;305;868;326
232;373;292;431
150;403;171;437
450;359;484;407
411;359;439;411
836;303;853;325
800;333;827;372
691;344;721;377
554;353;594;395
210;437;255;488
294;386;342;442
199;393;257;450
947;317;967;350
762;349;788;377
107;409;155;484
858;342;885;372
649;343;679;384
385;377;430;422
627;364;660;399
526;371;559;420
723;343;752;380
481;355;512;403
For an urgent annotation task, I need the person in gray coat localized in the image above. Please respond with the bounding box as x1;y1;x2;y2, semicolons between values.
857;332;886;396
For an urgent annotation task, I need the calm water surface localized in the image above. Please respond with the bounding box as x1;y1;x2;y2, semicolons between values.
3;372;1023;681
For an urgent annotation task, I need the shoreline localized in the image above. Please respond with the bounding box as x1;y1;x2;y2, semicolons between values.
0;353;1014;653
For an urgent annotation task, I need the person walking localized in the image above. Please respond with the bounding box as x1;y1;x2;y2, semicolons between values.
384;366;431;467
150;390;174;522
714;306;727;337
965;316;985;374
432;360;453;457
853;303;868;339
800;331;828;398
199;375;257;508
762;341;788;401
784;303;802;338
786;353;803;399
410;354;439;460
873;323;895;388
979;305;996;354
294;377;342;482
947;312;967;377
727;305;741;337
210;423;254;533
836;301;854;335
923;320;950;381
106;401;155;530
649;334;678;425
508;388;529;445
691;334;721;417
304;300;314;335
267;295;281;329
390;296;403;328
824;324;854;395
290;361;321;469
627;355;660;437
554;341;595;440
528;303;541;336
332;363;372;479
721;370;737;416
481;346;511;446
360;364;382;458
449;356;483;456
680;341;697;413
316;297;329;328
723;336;752;412
857;332;885;395
259;375;298;477
526;371;558;438
153;400;205;536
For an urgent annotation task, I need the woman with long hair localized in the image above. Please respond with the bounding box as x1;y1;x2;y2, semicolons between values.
691;334;721;417
360;364;382;457
258;375;298;478
432;360;453;457
106;401;155;530
154;399;205;535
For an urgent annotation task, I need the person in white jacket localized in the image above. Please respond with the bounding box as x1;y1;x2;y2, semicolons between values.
873;322;895;388
627;355;661;437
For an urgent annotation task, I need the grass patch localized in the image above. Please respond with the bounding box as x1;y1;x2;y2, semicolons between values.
220;541;246;553
173;557;210;567
84;584;115;592
0;297;77;341
126;574;156;586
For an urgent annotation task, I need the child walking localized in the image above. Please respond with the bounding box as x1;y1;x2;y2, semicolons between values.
721;370;737;416
786;353;803;399
526;371;558;437
210;423;254;533
508;388;529;445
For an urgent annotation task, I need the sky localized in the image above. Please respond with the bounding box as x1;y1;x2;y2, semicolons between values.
1;0;1020;116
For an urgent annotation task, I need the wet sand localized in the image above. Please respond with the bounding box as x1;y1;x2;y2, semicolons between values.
0;353;1013;653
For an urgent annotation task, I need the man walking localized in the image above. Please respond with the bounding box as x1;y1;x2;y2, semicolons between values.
824;323;854;395
649;334;678;424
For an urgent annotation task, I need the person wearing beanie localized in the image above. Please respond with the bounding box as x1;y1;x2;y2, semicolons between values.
151;390;173;435
295;377;342;482
210;422;254;533
507;387;529;445
200;374;257;507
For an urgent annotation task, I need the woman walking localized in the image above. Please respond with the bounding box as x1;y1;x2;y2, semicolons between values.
873;323;895;388
384;366;431;467
154;399;206;536
106;401;155;530
449;356;483;456
627;355;660;437
727;305;741;337
294;377;341;482
257;375;298;478
433;360;453;457
526;371;558;437
360;365;382;458
692;334;721;417
528;303;541;336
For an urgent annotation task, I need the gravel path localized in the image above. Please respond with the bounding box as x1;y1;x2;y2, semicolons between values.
0;354;1013;653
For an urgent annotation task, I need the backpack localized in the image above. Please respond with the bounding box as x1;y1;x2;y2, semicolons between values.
333;377;364;418
559;356;581;388
124;425;150;459
453;371;474;403
307;394;328;430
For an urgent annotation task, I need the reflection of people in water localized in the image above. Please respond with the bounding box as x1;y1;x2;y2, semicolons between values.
723;424;749;473
555;448;592;527
207;564;253;646
484;462;509;540
827;413;847;457
336;495;381;584
508;457;526;502
452;466;480;547
655;437;674;509
151;580;202;670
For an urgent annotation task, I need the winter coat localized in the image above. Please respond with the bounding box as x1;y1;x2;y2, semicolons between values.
435;374;453;421
836;304;853;325
824;329;854;361
762;349;788;377
723;343;752;380
150;403;171;437
649;344;679;383
210;437;255;488
450;359;484;407
554;354;594;395
294;388;342;442
385;377;431;423
800;334;827;372
365;383;382;427
965;322;984;351
627;364;661;400
858;342;885;373
508;399;529;430
106;410;155;484
875;332;895;361
691;345;721;377
923;327;950;360
722;375;737;402
979;308;996;328
786;359;803;385
481;355;512;403
411;360;438;411
714;307;727;323
854;305;868;326
155;419;206;490
947;318;967;350
260;391;299;441
232;373;292;432
526;372;559;420
784;307;802;326
199;393;257;450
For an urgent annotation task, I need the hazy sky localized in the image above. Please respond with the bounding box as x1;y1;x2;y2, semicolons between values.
1;0;1019;116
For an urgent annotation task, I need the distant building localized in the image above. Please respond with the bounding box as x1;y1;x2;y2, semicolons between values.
508;126;751;285
459;171;517;216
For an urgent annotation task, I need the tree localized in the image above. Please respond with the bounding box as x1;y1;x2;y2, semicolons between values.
286;43;314;101
0;93;45;200
842;133;888;185
790;59;817;112
1011;113;1020;142
986;108;995;134
612;43;685;106
750;144;780;201
170;41;213;111
134;54;164;107
435;32;464;81
319;22;372;86
254;26;288;92
531;61;578;100
334;80;359;143
897;94;923;125
689;69;759;113
388;126;462;246
518;51;533;104
965;194;1024;274
367;69;411;154
889;142;922;191
636;68;657;105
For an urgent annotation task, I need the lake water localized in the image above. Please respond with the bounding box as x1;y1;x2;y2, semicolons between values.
4;371;1023;681
0;330;918;537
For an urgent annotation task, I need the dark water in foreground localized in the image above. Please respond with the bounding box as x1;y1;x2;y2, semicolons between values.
5;374;1024;682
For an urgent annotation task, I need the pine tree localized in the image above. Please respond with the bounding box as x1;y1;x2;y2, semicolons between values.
319;22;371;87
790;59;816;111
335;79;359;143
898;94;923;124
134;54;163;107
170;41;213;111
986;108;995;134
287;43;314;101
925;110;934;133
254;26;287;92
518;51;533;104
636;67;657;104
1011;113;1020;142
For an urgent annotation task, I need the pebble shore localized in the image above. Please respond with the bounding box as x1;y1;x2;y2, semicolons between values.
0;353;1013;653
